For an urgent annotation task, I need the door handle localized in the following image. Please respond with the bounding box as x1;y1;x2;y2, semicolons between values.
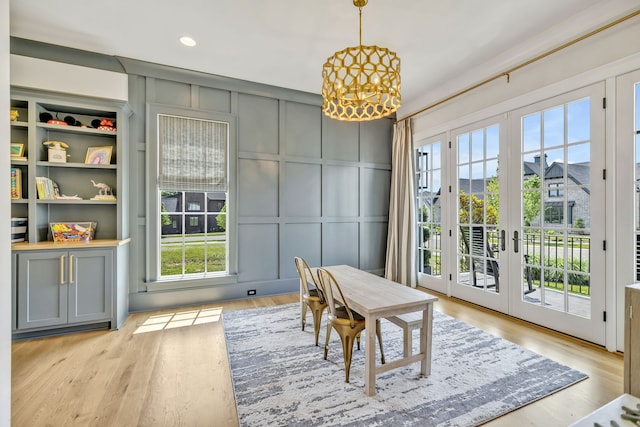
60;255;65;284
512;230;519;253
69;254;74;284
501;229;506;251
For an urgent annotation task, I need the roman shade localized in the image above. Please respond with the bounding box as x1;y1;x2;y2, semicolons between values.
158;114;228;192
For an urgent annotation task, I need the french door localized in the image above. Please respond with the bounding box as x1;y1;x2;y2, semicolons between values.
451;117;509;313
507;84;606;344
441;84;606;344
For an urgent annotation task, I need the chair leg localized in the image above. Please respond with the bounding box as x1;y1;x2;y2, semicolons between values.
375;319;385;365
324;323;332;360
356;332;361;350
312;306;324;346
301;301;308;331
339;333;356;383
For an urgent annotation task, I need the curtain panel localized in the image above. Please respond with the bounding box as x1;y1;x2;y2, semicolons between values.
385;119;416;287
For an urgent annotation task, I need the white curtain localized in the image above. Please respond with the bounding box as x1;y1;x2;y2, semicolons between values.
385;119;416;287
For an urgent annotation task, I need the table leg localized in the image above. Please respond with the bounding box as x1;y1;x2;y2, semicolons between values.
420;303;433;376
364;313;376;396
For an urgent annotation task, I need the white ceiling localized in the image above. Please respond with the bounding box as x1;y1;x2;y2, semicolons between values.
9;0;640;117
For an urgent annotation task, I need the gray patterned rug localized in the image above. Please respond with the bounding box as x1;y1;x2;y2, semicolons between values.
223;303;587;426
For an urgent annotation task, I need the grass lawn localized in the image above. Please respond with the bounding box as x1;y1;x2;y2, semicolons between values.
161;242;226;275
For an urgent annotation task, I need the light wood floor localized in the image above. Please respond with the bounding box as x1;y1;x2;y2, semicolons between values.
12;290;623;426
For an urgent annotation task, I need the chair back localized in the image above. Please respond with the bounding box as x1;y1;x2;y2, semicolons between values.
294;257;322;301
317;268;356;328
460;225;500;276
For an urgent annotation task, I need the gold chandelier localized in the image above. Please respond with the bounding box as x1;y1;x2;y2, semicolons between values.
322;0;401;122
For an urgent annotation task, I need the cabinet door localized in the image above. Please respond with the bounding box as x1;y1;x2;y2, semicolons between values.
626;286;640;396
17;250;68;329
68;249;113;324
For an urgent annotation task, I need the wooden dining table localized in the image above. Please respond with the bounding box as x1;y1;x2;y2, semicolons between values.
308;265;439;396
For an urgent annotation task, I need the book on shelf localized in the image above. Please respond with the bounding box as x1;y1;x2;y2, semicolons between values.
11;217;27;243
35;176;60;200
10;167;22;199
56;194;83;200
90;195;117;201
11;156;27;162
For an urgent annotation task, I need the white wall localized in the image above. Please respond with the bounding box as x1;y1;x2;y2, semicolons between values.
411;16;640;353
1;0;12;424
10;55;128;101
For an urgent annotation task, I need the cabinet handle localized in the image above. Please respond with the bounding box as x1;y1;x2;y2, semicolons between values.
60;255;65;284
69;255;74;284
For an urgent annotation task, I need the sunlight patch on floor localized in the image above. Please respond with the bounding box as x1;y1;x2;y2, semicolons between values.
134;307;223;334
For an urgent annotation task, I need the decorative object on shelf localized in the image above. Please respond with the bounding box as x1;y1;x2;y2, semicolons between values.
10;143;25;157
50;222;96;242
85;146;113;165
10;168;22;199
56;194;83;200
43;141;69;163
10;109;19;121
91;118;116;132
90;179;113;197
63;115;83;127
321;0;401;122
39;112;68;126
11;217;27;243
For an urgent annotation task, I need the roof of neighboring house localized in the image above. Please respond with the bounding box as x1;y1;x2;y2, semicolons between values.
524;160;591;190
162;197;178;212
207;192;226;200
458;178;487;195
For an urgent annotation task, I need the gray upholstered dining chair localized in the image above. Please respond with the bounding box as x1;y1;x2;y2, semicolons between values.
294;256;327;346
316;267;385;383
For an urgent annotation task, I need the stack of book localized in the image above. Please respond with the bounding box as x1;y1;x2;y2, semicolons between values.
35;176;59;199
11;217;27;243
10;168;22;199
90;194;117;201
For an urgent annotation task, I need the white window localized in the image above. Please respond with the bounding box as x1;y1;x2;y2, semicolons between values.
147;105;237;285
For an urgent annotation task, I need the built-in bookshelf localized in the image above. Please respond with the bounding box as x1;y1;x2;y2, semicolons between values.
10;89;131;336
10;90;129;244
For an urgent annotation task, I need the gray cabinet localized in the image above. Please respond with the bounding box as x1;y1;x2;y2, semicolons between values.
17;248;113;331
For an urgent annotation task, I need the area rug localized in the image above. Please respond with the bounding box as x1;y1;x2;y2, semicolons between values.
223;303;587;427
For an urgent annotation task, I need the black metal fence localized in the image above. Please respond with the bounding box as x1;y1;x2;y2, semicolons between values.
421;227;591;296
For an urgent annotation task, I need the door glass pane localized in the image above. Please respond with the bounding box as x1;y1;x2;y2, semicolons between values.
457;125;501;293
522;99;592;318
567;98;590;143
523;113;541;152
416;143;442;277
543;106;564;148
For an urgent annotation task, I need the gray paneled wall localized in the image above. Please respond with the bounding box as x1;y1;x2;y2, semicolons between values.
9;39;393;311
125;63;393;311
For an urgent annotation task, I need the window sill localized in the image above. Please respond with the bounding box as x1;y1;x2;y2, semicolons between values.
145;274;238;292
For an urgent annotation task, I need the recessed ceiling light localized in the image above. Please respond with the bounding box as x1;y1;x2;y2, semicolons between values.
180;36;196;47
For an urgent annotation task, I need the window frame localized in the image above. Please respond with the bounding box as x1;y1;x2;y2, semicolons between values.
145;103;237;290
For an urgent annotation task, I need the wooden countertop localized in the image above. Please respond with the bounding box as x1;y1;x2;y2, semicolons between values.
12;238;131;251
